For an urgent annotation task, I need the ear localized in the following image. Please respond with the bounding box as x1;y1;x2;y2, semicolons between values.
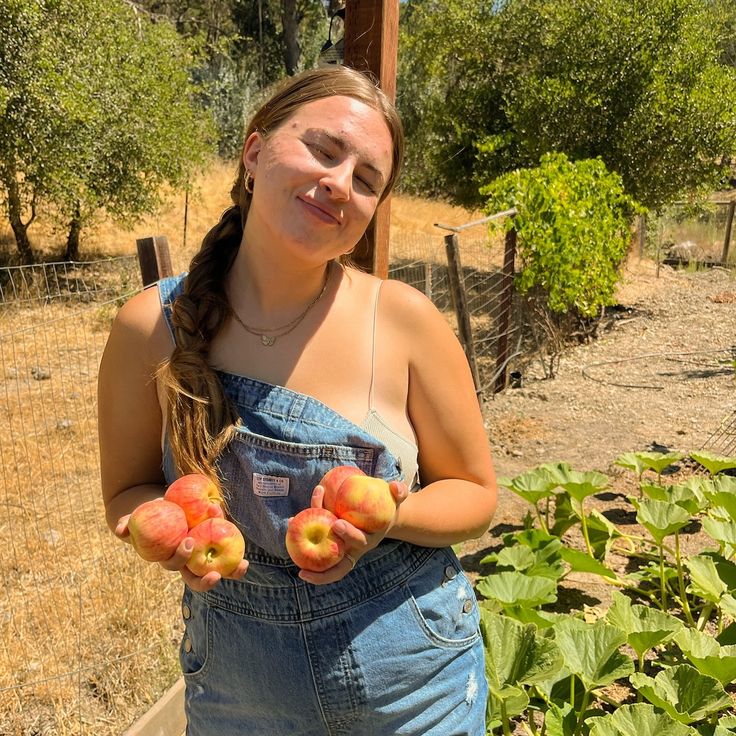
242;132;264;173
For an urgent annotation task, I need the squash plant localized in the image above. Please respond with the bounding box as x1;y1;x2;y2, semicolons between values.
476;450;736;735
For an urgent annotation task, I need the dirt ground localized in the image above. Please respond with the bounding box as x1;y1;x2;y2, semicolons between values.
460;257;736;605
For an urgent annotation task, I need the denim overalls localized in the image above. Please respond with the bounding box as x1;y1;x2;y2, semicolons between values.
158;275;488;735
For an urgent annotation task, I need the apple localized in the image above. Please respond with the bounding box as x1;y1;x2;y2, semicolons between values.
185;518;246;577
334;475;396;533
164;473;223;529
318;465;366;513
286;507;346;572
128;499;189;562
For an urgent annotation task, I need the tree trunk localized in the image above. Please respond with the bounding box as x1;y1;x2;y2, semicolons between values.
65;202;82;261
281;0;301;75
6;174;35;265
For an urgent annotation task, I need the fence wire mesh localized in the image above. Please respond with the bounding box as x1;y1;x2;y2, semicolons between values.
0;258;183;736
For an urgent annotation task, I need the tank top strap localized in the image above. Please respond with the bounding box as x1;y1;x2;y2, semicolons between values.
367;278;384;411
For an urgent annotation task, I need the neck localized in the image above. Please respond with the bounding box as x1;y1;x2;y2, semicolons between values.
226;245;335;326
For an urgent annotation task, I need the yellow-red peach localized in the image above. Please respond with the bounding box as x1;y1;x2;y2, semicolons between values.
128;499;188;562
318;465;366;513
334;475;396;533
286;507;346;572
164;473;223;529
185;518;246;577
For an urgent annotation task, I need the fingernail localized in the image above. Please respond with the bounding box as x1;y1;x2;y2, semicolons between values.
183;542;193;553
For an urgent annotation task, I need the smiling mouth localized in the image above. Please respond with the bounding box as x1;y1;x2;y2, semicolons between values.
298;197;341;224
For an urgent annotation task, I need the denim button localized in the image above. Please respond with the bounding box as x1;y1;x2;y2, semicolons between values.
182;604;191;620
444;565;457;580
184;638;192;652
462;599;473;614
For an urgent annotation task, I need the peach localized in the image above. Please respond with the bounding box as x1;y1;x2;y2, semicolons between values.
318;465;366;513
334;475;396;533
286;507;346;572
164;473;223;529
128;499;188;562
186;518;246;577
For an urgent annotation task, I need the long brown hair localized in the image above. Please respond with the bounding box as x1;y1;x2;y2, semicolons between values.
157;66;405;498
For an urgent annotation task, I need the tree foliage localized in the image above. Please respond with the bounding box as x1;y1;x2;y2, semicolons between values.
398;0;736;210
0;0;215;262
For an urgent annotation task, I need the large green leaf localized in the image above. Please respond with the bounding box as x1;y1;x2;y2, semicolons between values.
559;547;619;581
479;609;563;711
702;516;736;547
482;542;565;581
629;497;691;543
674;628;736;685
587;704;698;736
629;664;732;724
614;452;650;477
586;509;623;559
689;451;736;476
685;555;728;604
544;701;577;736
640;483;703;515
604;591;682;659
499;467;560;504
555;468;609;503
476;570;558;608
553;618;634;691
635;451;686;476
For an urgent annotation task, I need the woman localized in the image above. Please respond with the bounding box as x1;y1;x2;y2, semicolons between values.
99;66;497;735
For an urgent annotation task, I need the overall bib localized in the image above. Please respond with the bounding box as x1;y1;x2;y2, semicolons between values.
158;275;488;735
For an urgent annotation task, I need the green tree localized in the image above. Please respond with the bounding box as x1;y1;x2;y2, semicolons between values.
0;0;214;263
398;0;736;210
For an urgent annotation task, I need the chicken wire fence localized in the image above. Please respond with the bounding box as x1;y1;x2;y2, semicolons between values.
0;230;516;735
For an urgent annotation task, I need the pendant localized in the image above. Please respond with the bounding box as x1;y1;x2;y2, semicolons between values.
260;334;276;346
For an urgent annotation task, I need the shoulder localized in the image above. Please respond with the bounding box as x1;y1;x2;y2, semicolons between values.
107;281;174;367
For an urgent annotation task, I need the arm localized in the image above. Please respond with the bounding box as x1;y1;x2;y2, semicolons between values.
385;280;497;547
98;287;247;590
98;286;169;531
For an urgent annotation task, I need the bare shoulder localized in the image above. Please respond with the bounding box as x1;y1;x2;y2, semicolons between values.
108;284;172;366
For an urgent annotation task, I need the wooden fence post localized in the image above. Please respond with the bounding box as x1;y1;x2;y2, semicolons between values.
722;201;735;265
494;226;517;394
136;235;174;287
444;233;482;403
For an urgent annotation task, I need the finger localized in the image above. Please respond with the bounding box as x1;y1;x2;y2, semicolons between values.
331;519;367;548
180;566;222;592
389;480;409;504
298;556;353;585
115;514;132;541
207;501;224;519
310;484;325;509
158;536;194;572
223;559;249;581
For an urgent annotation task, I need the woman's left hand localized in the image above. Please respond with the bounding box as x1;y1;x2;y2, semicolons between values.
297;479;409;585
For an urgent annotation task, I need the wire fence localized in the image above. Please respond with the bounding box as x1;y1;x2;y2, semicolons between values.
0;230;517;735
0;257;183;736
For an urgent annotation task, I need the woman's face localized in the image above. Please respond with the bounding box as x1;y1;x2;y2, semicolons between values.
242;95;394;265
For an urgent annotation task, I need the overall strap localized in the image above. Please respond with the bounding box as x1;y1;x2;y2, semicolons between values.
367;279;384;412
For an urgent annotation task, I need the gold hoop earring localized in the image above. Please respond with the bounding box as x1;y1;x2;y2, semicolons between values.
244;170;254;194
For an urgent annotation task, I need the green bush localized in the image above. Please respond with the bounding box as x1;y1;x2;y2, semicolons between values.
482;152;643;318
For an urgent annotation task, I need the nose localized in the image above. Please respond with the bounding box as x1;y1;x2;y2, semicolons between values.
319;160;352;201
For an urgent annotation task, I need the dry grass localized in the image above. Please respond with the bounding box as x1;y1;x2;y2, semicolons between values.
0;161;487;735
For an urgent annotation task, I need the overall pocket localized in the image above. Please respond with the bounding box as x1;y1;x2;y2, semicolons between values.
179;589;212;680
403;549;481;649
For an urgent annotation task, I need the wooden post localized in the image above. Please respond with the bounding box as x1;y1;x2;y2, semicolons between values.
343;0;399;277
444;233;482;403
136;235;173;287
494;227;517;394
722;201;735;265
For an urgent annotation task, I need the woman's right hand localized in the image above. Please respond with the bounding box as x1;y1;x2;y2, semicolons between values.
115;514;249;593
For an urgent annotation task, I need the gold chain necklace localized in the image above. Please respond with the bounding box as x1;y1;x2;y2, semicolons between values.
229;264;332;346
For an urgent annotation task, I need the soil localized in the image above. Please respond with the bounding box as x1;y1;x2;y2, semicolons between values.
459;257;736;613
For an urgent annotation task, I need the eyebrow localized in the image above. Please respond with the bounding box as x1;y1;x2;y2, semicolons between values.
305;128;387;186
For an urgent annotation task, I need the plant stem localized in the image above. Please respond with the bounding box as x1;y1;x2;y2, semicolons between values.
674;532;696;627
500;699;513;736
573;690;591;736
697;603;714;631
659;545;668;610
535;504;549;534
580;503;594;556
